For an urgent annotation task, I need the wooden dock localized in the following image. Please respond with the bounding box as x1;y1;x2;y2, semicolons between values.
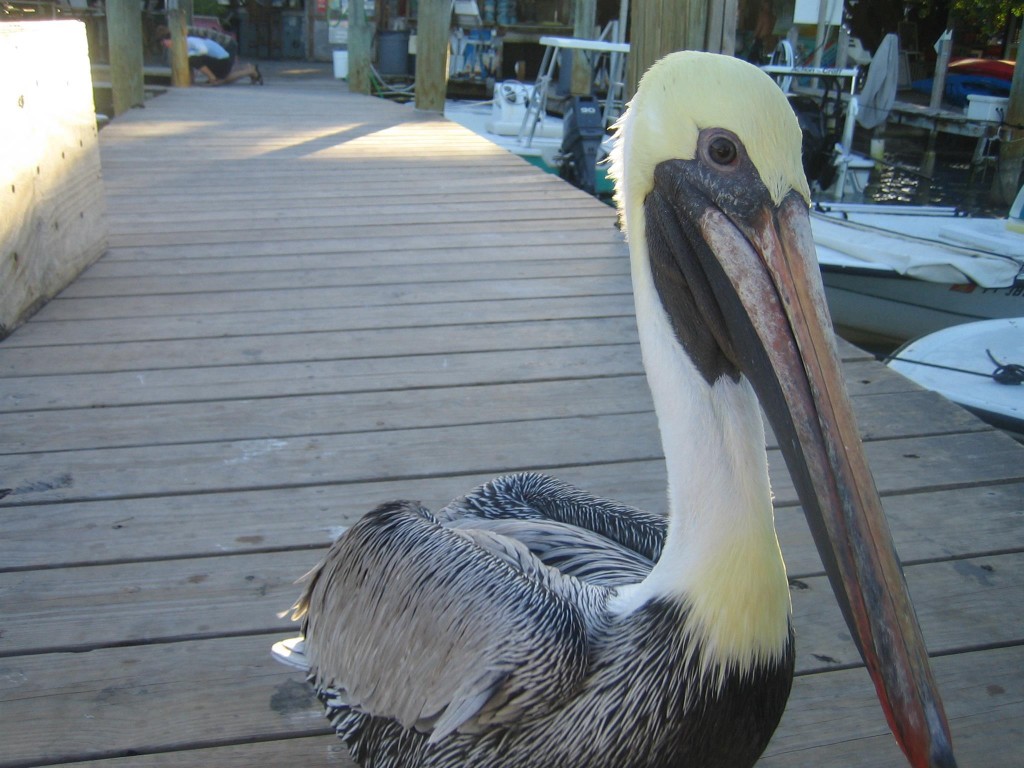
1;75;1022;767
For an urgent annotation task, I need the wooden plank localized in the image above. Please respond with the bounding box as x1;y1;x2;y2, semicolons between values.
0;344;644;413
787;551;1024;671
0;411;664;505
0;635;331;768
0;377;655;455
0;416;1019;509
0;316;639;377
2;544;1021;662
38;267;631;311
100;179;570;208
100;179;573;207
1;633;1019;768
0;315;872;382
96;225;621;261
776;481;1024;575
102;199;612;241
2;454;1019;571
4;291;636;348
94;227;622;264
96;231;623;266
46;736;354;768
63;244;626;282
105;213;616;249
0;550;309;655
0;348;900;416
0;383;987;458
99;154;538;181
4;296;917;354
761;645;1024;768
58;255;629;299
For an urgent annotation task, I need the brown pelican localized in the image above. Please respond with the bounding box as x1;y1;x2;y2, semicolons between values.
273;52;956;768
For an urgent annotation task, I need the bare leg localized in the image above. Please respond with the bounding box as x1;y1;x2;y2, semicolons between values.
195;65;220;85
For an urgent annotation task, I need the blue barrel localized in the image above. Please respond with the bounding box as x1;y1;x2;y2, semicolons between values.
378;30;410;75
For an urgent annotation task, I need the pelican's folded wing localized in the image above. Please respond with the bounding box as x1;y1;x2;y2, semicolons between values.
294;500;602;743
440;472;667;562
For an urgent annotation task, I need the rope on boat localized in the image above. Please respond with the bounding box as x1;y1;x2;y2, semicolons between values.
887;348;1024;385
988;349;1024;385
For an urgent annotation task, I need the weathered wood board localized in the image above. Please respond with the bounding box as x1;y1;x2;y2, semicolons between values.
0;71;1021;768
0;21;108;338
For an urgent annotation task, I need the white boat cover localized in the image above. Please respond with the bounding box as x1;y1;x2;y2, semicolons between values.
887;317;1023;428
811;213;1024;287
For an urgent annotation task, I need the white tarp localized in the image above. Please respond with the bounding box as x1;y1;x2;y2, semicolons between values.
811;213;1023;287
856;33;899;129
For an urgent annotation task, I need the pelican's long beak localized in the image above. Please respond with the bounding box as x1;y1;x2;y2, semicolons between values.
644;159;956;768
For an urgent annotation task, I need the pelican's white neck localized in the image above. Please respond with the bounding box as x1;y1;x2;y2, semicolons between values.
610;216;792;680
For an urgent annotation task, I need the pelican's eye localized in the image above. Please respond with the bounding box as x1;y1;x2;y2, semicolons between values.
707;136;738;166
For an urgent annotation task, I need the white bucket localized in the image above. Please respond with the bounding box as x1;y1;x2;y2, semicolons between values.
966;93;1007;122
333;50;349;79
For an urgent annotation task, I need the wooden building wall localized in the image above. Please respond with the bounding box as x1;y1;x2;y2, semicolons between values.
0;21;108;338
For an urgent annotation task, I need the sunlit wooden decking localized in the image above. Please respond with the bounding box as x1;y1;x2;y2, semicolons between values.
1;71;1021;768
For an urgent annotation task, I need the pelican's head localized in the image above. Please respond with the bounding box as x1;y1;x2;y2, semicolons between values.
612;52;956;768
611;50;809;229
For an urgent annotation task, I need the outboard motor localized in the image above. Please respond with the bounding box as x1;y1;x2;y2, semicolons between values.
559;96;605;196
789;94;837;191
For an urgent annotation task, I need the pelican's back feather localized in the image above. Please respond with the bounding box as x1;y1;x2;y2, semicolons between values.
295;499;606;743
441;473;667;562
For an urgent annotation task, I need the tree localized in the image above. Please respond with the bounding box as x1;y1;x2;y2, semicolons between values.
948;0;1023;39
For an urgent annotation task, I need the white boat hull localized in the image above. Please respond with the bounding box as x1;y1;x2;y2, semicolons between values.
886;317;1024;439
820;266;1024;345
812;205;1024;345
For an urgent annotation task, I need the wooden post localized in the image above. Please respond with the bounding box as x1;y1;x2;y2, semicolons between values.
995;31;1024;205
348;0;374;94
414;0;451;112
570;0;596;96
625;0;711;100
922;29;953;178
106;0;145;115
929;30;952;112
167;8;191;87
705;0;737;55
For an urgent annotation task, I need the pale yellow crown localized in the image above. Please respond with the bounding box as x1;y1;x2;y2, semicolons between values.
610;51;810;231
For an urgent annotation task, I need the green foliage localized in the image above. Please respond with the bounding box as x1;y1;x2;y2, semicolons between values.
193;0;224;18
950;0;1024;37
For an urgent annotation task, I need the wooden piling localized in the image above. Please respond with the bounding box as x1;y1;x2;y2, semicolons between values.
347;0;373;95
995;32;1024;205
167;8;191;88
625;0;712;100
105;0;145;115
414;0;450;113
571;0;597;96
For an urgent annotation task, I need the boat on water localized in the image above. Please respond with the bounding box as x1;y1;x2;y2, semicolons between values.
444;84;566;174
445;36;1022;350
444;35;627;198
810;193;1024;346
886;317;1024;440
445;86;618;198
